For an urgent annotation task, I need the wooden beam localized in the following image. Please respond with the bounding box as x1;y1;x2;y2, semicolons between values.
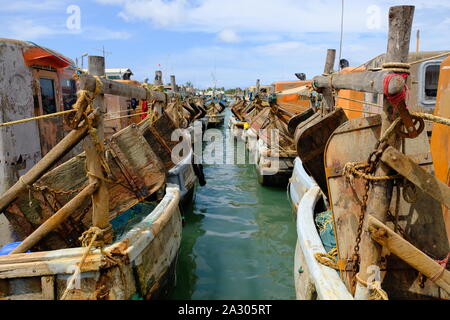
9;182;99;254
368;215;450;294
323;49;336;74
355;5;415;300
313;71;406;95
85;56;111;243
154;70;163;85
78;74;168;102
321;49;336;113
381;146;450;209
41;276;55;300
0;112;98;214
170;75;179;93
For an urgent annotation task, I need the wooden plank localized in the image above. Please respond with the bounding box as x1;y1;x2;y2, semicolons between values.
294;108;348;196
9;182;98;254
368;215;450;294
41;276;55;300
381;146;450;209
0;114;95;214
3;123;166;250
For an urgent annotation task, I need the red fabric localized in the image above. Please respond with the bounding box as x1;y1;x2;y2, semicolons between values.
141;100;148;119
383;73;409;106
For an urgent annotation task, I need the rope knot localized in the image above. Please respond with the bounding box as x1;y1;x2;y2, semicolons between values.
79;226;104;248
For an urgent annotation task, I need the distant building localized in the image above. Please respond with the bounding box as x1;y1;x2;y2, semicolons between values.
105;68;133;80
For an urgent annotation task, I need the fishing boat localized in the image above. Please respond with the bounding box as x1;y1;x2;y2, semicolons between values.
228;98;246;140
204;97;225;128
0;40;200;299
287;5;450;300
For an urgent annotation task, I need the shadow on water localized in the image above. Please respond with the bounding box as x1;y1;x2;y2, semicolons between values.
170;109;297;300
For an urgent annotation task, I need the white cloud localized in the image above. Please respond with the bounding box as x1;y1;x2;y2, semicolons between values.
83;26;132;40
217;29;240;43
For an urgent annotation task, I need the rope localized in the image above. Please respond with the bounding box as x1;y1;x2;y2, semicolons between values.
430;252;450;281
314;248;340;270
61;226;104;300
0;110;77;128
343;161;401;182
335;96;383;109
379;112;450;143
355;273;389;300
409;52;450;65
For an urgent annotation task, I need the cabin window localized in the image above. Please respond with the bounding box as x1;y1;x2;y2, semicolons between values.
39;78;57;114
424;64;440;101
62;78;77;110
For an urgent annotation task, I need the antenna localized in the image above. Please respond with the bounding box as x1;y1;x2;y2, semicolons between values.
93;46;112;60
338;0;345;71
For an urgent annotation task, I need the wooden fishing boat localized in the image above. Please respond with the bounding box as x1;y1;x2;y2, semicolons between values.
0;47;200;299
204;98;225;128
0;185;182;300
0;39;79;245
228;98;246;140
288;5;450;300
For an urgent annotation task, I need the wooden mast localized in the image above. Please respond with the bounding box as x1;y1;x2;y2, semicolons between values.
170;75;179;93
322;49;336;114
83;55;111;244
354;5;415;299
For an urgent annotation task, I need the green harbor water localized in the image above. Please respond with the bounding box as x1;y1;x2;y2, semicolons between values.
170;109;297;300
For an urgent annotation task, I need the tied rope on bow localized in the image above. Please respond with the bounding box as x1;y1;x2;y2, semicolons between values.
382;62;410;106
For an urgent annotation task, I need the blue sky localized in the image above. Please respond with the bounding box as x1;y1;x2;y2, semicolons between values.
1;0;449;89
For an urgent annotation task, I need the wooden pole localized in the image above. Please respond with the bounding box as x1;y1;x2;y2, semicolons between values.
355;5;415;300
84;56;111;244
0;112;98;214
256;79;260;96
416;29;420;53
322;49;336;113
154;70;163;85
170;75;179;93
78;74;168;102
9;182;99;254
312;71;406;95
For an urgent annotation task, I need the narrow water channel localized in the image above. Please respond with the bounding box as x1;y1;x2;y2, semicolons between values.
170;109;297;300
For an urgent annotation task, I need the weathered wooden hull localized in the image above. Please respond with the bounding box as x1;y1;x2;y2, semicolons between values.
3;113;179;250
255;139;294;187
228;115;244;140
288;158;353;300
0;186;182;300
206;114;224;128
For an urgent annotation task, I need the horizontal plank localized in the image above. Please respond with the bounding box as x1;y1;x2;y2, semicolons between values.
313;70;405;95
381;146;450;209
368;215;450;294
78;74;170;102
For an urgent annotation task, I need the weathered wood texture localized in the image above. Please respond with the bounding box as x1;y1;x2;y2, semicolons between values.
10;182;98;254
368;215;450;296
78;74;167;102
381;147;450;209
2;115;177;250
355;5;415;300
325;115;449;299
0;116;95;213
85;56;110;240
294;108;348;196
313;71;406;94
0;188;182;300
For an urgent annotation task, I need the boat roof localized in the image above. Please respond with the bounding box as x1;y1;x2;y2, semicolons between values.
364;51;449;69
0;38;75;69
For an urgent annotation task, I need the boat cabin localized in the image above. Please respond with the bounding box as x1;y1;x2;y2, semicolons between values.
0;39;77;243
